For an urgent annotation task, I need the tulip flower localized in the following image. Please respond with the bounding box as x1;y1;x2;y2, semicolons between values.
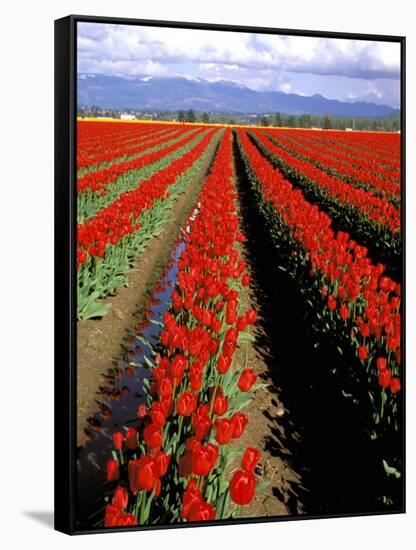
339;304;348;320
245;309;257;325
238;368;257;392
230;470;256;505
112;431;123;450
187;502;216;521
217;354;231;374
155;451;171;477
231;413;248;438
241;274;251;287
176;391;198;416
125;428;138;450
241;448;261;474
143;423;163;453
137;404;147;418
191;443;219;476
215;418;233;445
113;486;129;510
376;357;388;371
236;316;248;331
212;394;228;416
182;479;203;519
378;368;392;388
128;456;158;492
389;377;401;394
150;401;167;427
106;459;119;482
358;345;368;361
104;504;138;527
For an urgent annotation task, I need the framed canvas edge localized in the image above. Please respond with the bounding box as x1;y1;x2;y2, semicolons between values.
54;13;406;536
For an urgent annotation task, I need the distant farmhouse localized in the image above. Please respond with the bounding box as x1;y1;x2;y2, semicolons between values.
120;113;136;121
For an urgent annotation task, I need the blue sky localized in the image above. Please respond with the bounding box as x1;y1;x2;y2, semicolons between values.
78;22;401;108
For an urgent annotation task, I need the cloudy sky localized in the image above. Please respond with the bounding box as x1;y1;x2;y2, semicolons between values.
78;22;401;107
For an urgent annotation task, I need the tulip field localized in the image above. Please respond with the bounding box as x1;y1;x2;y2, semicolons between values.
76;120;403;529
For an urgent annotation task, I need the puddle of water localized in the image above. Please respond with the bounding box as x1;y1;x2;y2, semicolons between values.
76;235;189;530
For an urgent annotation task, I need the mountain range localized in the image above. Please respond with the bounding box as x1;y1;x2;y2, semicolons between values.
78;73;397;118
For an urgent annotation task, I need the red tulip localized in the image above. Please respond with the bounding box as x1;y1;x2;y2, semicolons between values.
182;480;203;519
226;306;236;325
113;486;129;510
155;451;171;477
357;345;368;361
217;354;231;374
389;377;401;394
187;501;216;521
188;366;204;391
128;456;158;492
125;428;138;450
242;274;251;287
178;451;193;478
238;368;257;392
212;394;228;416
104;504;138;527
226;327;238;343
222;340;235;358
378;368;392;388
191;443;218;476
327;294;337;311
339;304;348;320
236;316;248;331
143;423;163;452
106;459;119;482
137;404;147;418
376;357;388;371
169;354;188;384
159;377;173;399
359;324;370;338
215;418;233;445
177;391;198;416
245;309;257;325
192;405;212;440
231;412;248;438
113;431;123;450
150;401;167;427
242;447;261;474
229;470;256;505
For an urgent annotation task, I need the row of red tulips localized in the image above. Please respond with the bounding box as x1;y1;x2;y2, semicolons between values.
78;130;210;223
77;121;177;168
103;129;263;528
267;129;400;199
77;129;220;319
297;128;400;170
78;126;187;176
248;130;401;276
251;129;400;234
236;128;401;430
78;127;204;194
77;129;217;258
276;129;400;183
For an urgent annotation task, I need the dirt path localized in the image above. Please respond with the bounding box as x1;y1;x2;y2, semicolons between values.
230;134;305;519
76;132;222;447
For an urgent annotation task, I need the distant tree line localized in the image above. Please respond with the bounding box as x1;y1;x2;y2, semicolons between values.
78;105;400;132
259;112;400;132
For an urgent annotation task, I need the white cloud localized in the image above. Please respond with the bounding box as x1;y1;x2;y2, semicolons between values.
78;23;400;81
76;22;401;106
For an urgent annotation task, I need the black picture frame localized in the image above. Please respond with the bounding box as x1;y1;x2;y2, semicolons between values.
54;14;406;535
